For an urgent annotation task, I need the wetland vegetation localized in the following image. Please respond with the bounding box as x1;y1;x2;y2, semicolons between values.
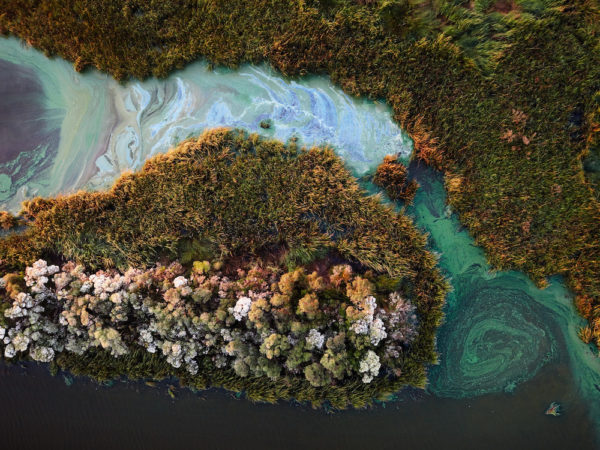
1;0;598;350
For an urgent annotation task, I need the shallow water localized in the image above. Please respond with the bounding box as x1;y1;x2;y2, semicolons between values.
0;37;409;212
408;166;600;414
0;36;599;449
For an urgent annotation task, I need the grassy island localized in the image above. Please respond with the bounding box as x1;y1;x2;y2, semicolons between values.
1;0;598;349
0;129;447;407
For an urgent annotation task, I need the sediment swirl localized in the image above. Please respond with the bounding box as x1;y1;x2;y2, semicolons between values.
430;279;556;397
0;37;411;212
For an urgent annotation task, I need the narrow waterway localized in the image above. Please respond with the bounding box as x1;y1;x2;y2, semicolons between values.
0;37;410;212
0;36;598;449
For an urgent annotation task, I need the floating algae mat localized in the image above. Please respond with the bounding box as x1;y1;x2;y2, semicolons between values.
1;36;599;443
0;36;410;212
407;165;600;431
431;279;557;397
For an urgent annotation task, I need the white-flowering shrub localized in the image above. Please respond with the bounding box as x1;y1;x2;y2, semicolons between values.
359;350;381;383
230;296;252;321
30;346;55;362
369;318;387;346
350;319;370;335
306;329;325;350
173;276;188;289
4;343;16;358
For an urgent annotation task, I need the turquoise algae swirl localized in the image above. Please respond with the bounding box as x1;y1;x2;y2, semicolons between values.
408;167;599;430
0;35;599;440
433;279;556;396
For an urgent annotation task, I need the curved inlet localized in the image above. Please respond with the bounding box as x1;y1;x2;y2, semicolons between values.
0;37;411;212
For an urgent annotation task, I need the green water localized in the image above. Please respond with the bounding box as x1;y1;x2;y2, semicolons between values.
407;165;600;432
1;36;599;447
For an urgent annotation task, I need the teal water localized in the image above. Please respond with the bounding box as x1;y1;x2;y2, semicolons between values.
0;36;599;448
407;166;599;412
0;37;410;212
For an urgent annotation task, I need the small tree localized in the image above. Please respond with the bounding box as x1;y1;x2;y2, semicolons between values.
304;362;332;387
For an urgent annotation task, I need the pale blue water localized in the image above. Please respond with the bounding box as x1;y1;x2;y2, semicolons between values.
0;37;410;212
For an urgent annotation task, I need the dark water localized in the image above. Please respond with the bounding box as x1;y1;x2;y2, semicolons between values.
0;59;62;205
0;357;593;450
0;60;52;164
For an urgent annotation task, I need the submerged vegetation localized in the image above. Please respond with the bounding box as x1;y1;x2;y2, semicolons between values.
0;129;447;406
1;0;598;349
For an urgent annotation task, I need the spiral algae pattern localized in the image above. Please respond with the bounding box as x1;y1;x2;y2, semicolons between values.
407;165;600;438
432;281;557;397
0;36;411;213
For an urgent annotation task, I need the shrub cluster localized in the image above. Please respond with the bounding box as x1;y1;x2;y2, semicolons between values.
373;154;419;204
1;259;419;386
